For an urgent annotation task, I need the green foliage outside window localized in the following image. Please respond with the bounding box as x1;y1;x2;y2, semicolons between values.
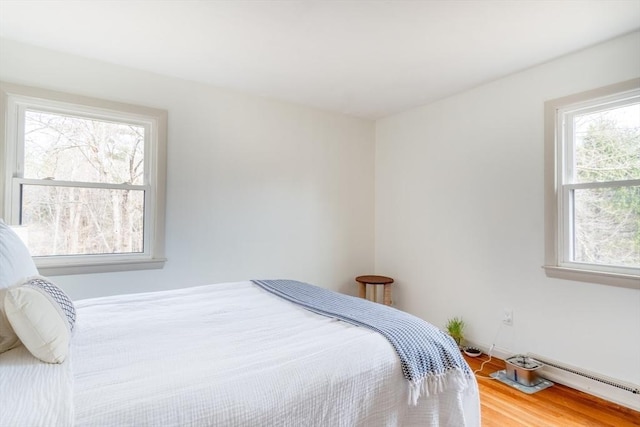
573;104;639;268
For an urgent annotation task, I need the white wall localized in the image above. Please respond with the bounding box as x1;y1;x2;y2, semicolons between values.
375;32;640;385
0;38;375;299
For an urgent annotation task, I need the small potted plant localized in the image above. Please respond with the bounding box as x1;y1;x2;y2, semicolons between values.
445;316;465;349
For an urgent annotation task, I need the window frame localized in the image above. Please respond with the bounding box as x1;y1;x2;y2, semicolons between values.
544;78;640;289
0;82;167;276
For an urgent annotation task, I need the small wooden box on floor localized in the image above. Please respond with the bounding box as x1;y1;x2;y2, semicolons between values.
355;275;394;306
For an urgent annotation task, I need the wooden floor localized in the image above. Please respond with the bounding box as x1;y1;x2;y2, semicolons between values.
464;354;640;427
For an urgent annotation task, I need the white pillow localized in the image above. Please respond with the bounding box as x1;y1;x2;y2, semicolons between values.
0;219;39;353
0;219;38;287
4;276;76;364
0;288;20;353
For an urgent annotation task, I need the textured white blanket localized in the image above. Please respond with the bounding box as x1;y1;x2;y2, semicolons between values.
0;345;74;426
1;281;480;426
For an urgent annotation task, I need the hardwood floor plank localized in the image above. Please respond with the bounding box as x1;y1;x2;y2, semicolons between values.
464;354;640;426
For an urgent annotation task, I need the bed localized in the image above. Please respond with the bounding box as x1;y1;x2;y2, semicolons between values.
0;222;480;426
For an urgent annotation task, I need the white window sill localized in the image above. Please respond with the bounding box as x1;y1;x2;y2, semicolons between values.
35;257;167;276
543;265;640;290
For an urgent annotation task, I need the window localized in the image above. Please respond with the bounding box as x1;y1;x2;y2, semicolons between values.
0;82;167;275
544;79;640;289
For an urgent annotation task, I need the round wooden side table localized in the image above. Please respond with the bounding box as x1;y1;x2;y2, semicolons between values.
355;275;394;306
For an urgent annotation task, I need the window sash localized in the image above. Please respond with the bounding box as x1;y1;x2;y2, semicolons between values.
560;95;639;186
11;178;154;259
14;102;154;186
559;181;640;275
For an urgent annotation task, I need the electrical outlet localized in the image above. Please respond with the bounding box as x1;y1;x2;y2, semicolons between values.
502;309;513;326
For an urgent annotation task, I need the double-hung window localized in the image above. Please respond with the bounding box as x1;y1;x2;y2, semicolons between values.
544;79;640;288
0;82;167;275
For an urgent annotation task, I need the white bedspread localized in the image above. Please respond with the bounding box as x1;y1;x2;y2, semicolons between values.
1;281;480;426
0;344;74;426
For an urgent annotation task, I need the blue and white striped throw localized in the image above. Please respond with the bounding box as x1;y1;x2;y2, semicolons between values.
252;279;472;404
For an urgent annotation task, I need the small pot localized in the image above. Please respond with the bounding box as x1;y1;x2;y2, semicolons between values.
464;347;482;357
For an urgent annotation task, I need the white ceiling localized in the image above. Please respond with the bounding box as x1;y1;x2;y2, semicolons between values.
0;1;639;119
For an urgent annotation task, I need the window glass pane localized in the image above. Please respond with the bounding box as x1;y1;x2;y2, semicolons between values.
20;185;144;256
24;110;145;185
573;186;640;268
573;103;640;183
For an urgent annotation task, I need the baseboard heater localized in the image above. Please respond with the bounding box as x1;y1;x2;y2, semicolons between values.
527;352;640;411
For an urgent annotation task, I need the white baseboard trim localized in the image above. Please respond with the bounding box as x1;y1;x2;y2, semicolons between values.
464;340;510;362
464;340;640;412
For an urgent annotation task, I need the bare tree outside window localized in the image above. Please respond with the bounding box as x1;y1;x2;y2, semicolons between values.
21;110;146;256
2;82;166;275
